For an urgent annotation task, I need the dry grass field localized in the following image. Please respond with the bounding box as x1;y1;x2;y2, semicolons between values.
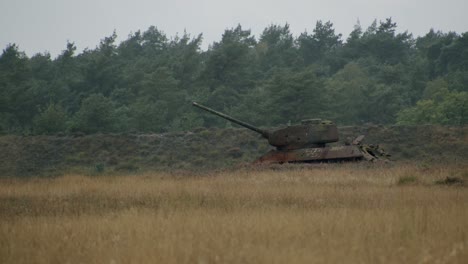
1;163;467;264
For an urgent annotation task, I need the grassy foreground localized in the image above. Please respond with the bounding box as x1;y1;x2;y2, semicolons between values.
1;163;467;264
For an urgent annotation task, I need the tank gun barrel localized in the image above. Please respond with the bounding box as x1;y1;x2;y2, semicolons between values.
192;102;269;138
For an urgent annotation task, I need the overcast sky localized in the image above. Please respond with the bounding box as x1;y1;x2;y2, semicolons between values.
1;0;467;58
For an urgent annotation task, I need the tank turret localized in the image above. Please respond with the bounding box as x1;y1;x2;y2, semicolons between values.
192;102;339;150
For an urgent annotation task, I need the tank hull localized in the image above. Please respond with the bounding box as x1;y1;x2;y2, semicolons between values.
254;145;365;164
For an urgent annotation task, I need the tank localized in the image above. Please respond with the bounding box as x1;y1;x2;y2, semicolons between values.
192;102;389;163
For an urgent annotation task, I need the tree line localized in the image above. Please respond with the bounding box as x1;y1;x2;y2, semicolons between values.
1;18;467;135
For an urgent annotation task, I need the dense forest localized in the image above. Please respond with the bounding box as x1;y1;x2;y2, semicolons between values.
1;18;467;135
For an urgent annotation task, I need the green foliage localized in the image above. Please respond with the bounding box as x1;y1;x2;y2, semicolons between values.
71;94;117;133
397;175;419;185
263;67;325;124
201;25;257;111
326;63;373;124
33;103;68;134
297;20;343;70
397;90;468;125
258;24;298;73
397;100;440;125
434;176;464;186
94;163;105;174
129;99;168;132
1;20;468;135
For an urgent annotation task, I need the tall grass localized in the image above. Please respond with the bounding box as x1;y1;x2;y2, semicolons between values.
1;163;467;263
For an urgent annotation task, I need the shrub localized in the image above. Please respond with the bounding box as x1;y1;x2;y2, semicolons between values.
71;94;117;133
397;175;418;185
94;163;105;174
434;176;464;186
33;103;68;134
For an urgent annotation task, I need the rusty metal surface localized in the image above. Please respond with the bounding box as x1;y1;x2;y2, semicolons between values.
254;146;364;164
358;144;391;162
267;124;339;150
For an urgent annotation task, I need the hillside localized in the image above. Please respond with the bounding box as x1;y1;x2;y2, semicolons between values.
0;125;467;176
